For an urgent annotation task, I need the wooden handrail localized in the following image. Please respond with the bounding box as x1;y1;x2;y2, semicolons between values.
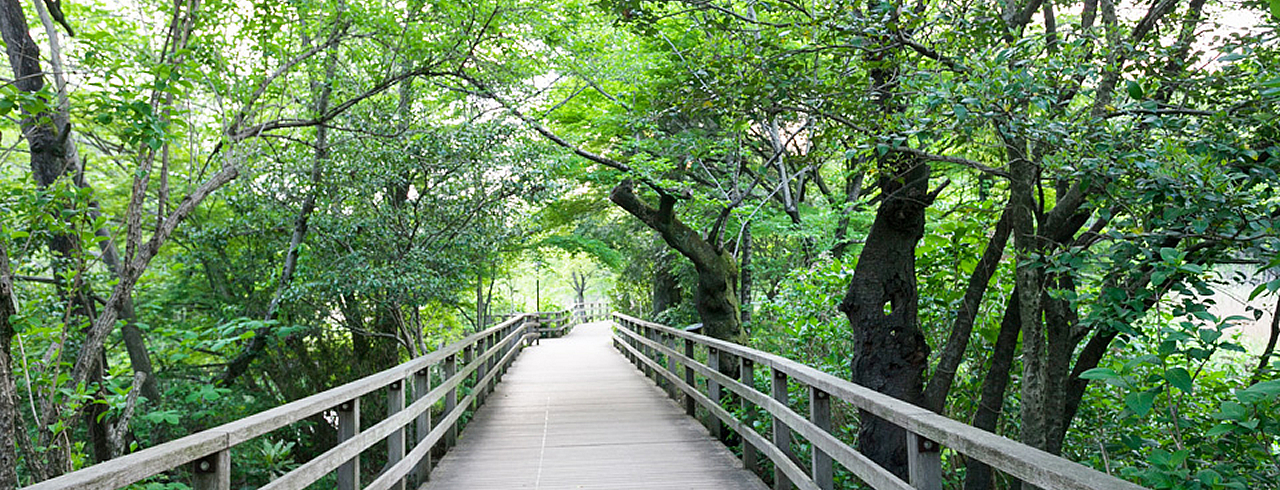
531;302;610;340
26;314;537;490
611;313;1148;490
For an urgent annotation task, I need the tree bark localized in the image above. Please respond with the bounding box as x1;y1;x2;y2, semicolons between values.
739;223;753;325
610;180;741;340
964;294;1021;490
1;241;20;489
1253;299;1280;385
837;156;936;479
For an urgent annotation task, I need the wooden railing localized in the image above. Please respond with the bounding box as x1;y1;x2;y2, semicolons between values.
611;313;1148;490
27;315;539;490
573;301;610;323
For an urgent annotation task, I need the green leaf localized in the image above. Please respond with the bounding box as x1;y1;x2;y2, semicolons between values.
1079;367;1120;381
1125;390;1157;416
1126;80;1144;100
1198;328;1222;344
1272;0;1280;19
1238;379;1280;403
1165;367;1193;393
1206;423;1233;437
1215;401;1247;421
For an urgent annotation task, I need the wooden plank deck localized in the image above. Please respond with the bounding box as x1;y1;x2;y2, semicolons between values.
422;321;767;490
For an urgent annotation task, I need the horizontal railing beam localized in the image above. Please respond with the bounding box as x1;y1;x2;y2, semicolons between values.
611;313;1148;490
614;337;821;490
616;326;910;490
28;315;532;490
259;324;527;490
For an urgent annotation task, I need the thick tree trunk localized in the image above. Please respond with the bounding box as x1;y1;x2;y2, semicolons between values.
610;180;741;340
1;241;20;489
837;157;935;479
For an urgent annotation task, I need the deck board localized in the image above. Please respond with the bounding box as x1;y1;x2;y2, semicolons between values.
422;321;767;490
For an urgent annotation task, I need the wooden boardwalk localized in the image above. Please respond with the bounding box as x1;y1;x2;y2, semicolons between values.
422;321;767;490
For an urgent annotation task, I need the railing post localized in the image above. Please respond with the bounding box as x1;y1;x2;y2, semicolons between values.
337;398;360;490
641;326;654;380
413;367;432;485
387;380;406;490
626;321;638;365
191;449;229;490
683;338;695;416
740;357;757;473
477;335;489;403
707;347;723;440
464;345;475;410
771;368;792;490
488;331;497;380
444;355;457;448
664;333;678;399
908;433;943;490
810;387;833;490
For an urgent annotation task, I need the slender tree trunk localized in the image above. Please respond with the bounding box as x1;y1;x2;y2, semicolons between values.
1253;299;1280;385
476;266;486;328
923;209;1012;411
964;294;1021;490
739;223;752;325
88;352;112;462
831;165;865;260
95;236;160;401
218;36;337;387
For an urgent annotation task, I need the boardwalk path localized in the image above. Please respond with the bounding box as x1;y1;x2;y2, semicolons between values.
423;321;767;490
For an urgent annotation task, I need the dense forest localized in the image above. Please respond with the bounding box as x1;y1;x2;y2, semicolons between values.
1;0;1278;488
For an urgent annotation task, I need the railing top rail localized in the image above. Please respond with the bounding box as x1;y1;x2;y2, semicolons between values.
27;314;535;490
611;313;1145;490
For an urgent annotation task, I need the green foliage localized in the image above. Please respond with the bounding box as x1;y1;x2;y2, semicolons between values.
1074;305;1279;489
754;256;855;376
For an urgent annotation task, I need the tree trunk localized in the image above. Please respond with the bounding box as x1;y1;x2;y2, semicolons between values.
1;241;20;489
95;235;160;401
837;157;936;479
831;164;865;260
1253;299;1280;385
476;266;486;328
610;180;741;340
739;223;752;325
652;251;681;315
923;208;1011;411
964;294;1021;490
218;36;337;387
